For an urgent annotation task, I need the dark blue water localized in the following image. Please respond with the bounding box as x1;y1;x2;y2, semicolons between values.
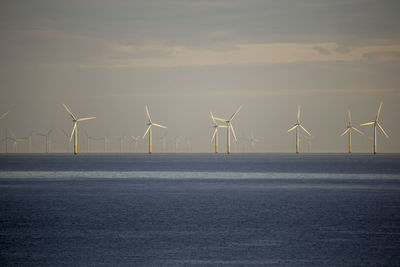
1;154;400;266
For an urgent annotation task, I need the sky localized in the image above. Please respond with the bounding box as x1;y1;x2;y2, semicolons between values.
1;0;400;153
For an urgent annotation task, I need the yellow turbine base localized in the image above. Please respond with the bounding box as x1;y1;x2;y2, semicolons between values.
149;145;152;154
74;145;77;155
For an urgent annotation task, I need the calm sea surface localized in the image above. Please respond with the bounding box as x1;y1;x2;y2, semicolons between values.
1;153;400;266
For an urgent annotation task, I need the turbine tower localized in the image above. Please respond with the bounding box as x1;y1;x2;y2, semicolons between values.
360;102;389;154
63;104;96;155
288;105;311;153
142;105;167;154
213;106;242;154
341;111;364;153
36;129;53;153
210;112;227;153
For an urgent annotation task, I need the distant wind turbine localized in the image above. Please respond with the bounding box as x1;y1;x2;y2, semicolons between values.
184;138;192;152
250;132;259;152
175;137;180;153
160;133;167;153
213;106;242;154
61;129;71;153
85;130;101;153
142;105;167;154
210;112;227;153
101;135;108;153
360;102;389;154
132;136;140;152
288;105;311;153
341;111;364;153
36;128;54;153
20;131;33;153
118;136;124;153
63;104;96;155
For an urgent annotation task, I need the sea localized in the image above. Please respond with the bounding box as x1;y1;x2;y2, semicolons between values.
1;153;400;266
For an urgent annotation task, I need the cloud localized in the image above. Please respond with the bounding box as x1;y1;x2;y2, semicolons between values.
362;51;400;62
313;46;330;55
91;42;400;68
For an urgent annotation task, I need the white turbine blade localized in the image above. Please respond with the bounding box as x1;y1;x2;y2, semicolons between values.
63;104;77;120
229;106;242;121
47;128;54;136
218;125;228;128
142;125;151;138
340;128;350;136
210;111;217;124
348;110;351;125
152;123;167;129
69;123;77;142
77;117;96;122
297;105;300;123
360;121;374;126
211;128;217;141
299;124;311;136
145;105;152;122
0;111;9;120
377;123;389;138
213;117;228;122
287;125;297;133
376;102;382;121
352;127;364;135
230;124;238;141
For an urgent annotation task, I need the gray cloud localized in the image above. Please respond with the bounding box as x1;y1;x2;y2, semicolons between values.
313;46;331;55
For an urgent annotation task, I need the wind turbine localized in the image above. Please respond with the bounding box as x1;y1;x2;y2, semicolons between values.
7;129;26;153
184;138;192;152
213;106;242;154
36;128;53;153
175;137;180;153
340;111;364;153
63;104;96;155
20;131;33;153
61;129;71;153
210;112;227;153
100;135;108;153
360;102;389;154
160;133;167;153
288;105;311;153
250;132;259;152
132;136;140;152
85;130;100;153
118;136;124;153
142;105;167;154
